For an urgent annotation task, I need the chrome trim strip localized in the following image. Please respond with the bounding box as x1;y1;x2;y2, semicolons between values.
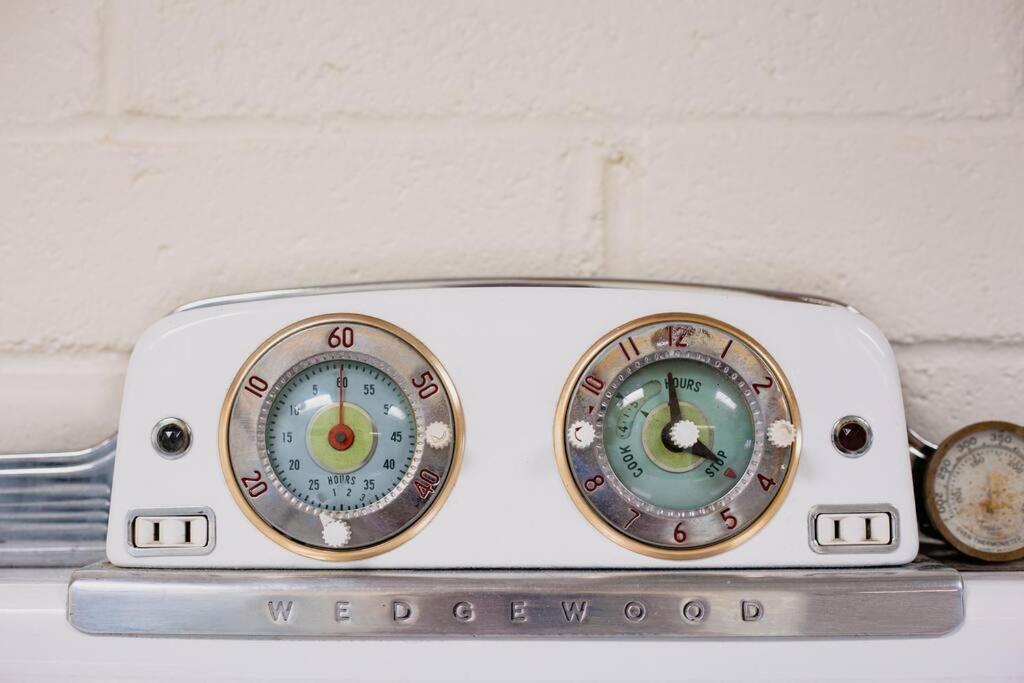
173;278;856;314
908;428;938;460
68;562;963;638
0;437;115;567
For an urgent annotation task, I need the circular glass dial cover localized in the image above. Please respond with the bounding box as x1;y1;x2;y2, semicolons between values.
926;421;1024;562
221;314;463;560
556;314;800;559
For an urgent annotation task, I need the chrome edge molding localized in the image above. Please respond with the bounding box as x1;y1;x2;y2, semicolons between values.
68;562;963;638
173;278;856;314
0;437;115;567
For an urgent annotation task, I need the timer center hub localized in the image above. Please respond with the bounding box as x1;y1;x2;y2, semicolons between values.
306;403;377;474
641;401;713;474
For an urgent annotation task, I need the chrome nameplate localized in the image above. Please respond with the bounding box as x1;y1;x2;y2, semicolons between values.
67;563;963;639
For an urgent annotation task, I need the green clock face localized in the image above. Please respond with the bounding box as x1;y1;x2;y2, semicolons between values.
558;314;800;559
603;358;755;513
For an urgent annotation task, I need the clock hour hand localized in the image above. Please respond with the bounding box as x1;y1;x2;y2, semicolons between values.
660;372;714;461
666;372;682;423
661;373;683;452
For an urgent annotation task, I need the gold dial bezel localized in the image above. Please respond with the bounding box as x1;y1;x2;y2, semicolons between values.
219;313;465;561
925;420;1024;563
554;312;801;560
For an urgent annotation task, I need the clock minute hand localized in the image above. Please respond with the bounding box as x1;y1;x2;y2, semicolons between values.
688;437;718;463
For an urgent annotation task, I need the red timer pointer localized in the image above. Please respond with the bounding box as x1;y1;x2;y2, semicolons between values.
328;363;355;451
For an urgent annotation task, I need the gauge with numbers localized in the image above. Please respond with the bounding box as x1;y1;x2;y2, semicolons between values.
555;313;800;559
220;314;463;560
925;421;1024;562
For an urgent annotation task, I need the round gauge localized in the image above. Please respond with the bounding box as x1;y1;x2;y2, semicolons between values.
220;314;463;560
555;313;800;559
925;421;1024;562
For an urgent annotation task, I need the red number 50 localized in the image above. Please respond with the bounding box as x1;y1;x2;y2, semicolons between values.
412;371;439;399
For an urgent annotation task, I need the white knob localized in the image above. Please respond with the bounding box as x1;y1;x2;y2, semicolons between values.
319;514;351;547
768;419;797;448
568;420;596;449
425;421;453;449
669;420;700;450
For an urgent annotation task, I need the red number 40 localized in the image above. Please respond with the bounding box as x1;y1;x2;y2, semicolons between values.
414;468;442;499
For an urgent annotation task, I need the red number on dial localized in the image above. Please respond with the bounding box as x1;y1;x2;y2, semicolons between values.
414;468;442;499
328;326;355;349
412;371;439;399
619;337;640;361
667;326;689;348
244;375;268;398
752;376;774;395
241;470;268;498
582;375;605;396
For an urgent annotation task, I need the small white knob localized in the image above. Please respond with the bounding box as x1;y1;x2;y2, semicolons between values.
425;421;452;449
768;419;797;448
319;514;351;548
567;420;596;449
669;420;700;450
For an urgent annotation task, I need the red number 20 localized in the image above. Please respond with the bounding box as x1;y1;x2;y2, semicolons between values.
241;470;268;498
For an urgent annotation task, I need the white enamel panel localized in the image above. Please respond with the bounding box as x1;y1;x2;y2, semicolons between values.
107;283;918;568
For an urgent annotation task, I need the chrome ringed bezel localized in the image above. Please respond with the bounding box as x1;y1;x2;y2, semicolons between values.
556;313;800;560
221;315;463;561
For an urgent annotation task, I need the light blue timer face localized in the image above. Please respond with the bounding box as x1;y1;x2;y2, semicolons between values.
603;358;755;512
264;359;417;512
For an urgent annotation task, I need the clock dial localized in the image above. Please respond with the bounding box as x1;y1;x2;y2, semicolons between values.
221;315;462;561
556;314;800;559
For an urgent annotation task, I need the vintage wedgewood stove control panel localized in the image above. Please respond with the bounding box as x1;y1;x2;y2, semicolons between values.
105;281;919;569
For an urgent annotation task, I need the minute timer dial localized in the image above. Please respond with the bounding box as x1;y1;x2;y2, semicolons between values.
925;421;1024;562
221;314;463;561
556;313;800;559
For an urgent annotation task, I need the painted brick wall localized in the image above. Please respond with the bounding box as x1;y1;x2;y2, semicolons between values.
1;1;1022;451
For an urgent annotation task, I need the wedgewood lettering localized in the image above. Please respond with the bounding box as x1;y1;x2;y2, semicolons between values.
263;597;765;626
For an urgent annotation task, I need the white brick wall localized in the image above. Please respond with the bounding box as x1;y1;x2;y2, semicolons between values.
1;1;1022;450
